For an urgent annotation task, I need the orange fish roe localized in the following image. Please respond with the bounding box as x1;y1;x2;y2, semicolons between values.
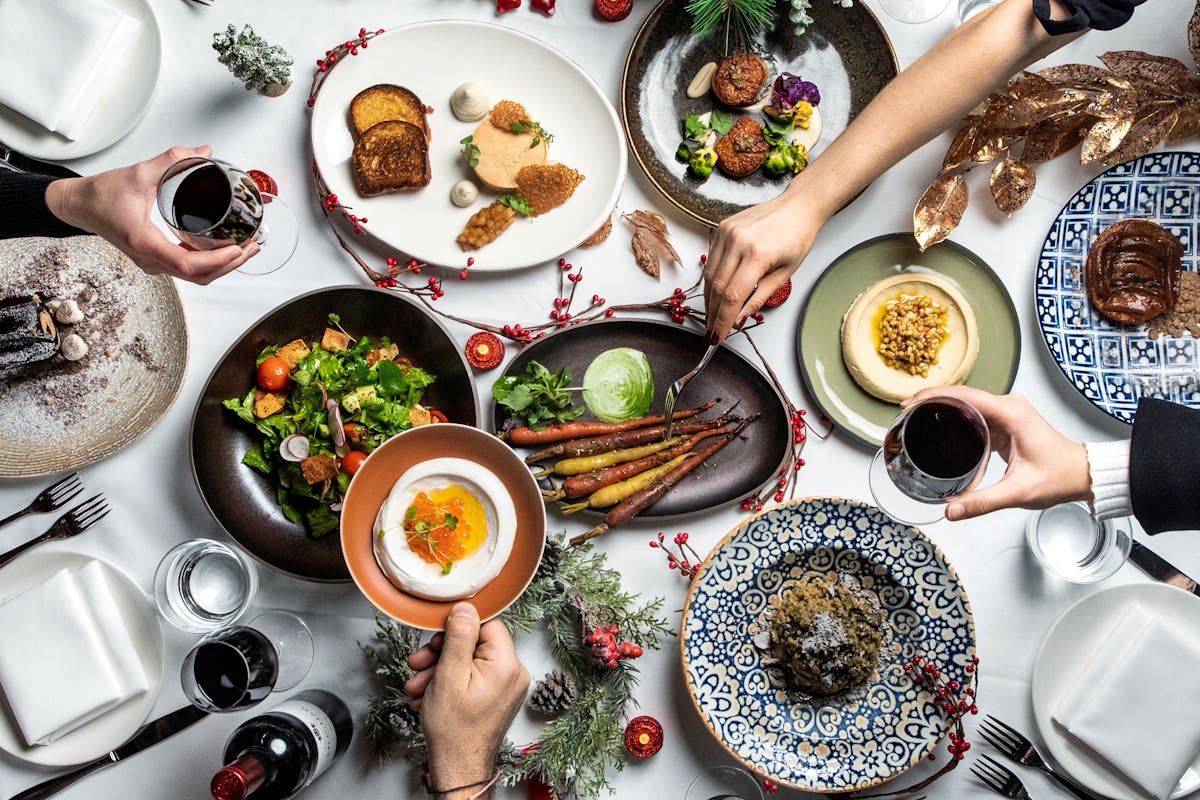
403;486;488;573
489;100;530;131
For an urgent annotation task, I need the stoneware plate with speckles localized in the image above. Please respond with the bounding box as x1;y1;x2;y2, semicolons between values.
681;497;975;793
191;286;477;583
492;318;791;519
0;236;187;477
622;0;897;228
798;234;1020;448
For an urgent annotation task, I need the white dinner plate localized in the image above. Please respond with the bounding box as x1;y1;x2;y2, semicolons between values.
0;0;161;160
0;550;165;767
1032;582;1200;800
309;20;626;271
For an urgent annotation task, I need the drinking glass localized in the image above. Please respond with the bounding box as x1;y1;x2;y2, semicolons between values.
180;612;314;712
154;539;258;634
868;396;990;525
957;0;1000;23
1026;502;1131;582
879;0;951;24
156;156;298;276
684;766;765;800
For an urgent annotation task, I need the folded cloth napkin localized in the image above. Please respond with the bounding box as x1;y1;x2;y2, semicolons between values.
0;0;140;140
0;563;148;746
1053;602;1200;800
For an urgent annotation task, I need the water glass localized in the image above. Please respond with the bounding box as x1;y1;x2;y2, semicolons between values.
154;539;258;633
1026;502;1131;583
684;766;765;800
957;0;1001;23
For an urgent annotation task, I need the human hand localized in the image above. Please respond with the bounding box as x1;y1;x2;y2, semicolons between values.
702;189;822;343
405;603;529;793
903;386;1092;521
44;146;259;284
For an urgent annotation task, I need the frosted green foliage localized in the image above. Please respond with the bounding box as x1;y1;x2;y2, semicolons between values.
212;24;293;93
789;0;852;35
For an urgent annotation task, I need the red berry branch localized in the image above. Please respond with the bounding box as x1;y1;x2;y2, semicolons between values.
307;27;387;108
648;531;703;580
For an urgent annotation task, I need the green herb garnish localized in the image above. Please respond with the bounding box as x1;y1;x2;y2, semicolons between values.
460;134;480;167
708;109;735;135
498;194;533;217
510;119;554;148
492;360;583;429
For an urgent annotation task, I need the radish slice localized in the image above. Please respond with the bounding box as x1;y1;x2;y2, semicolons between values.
335;441;349;459
330;502;343;512
315;380;328;408
279;434;310;462
327;400;346;447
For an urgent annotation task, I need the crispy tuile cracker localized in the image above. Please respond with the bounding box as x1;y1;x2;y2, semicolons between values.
490;100;530;132
515;163;585;216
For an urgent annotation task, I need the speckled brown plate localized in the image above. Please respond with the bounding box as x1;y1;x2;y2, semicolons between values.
493;318;790;518
0;236;187;477
341;423;545;630
191;286;477;583
622;0;898;227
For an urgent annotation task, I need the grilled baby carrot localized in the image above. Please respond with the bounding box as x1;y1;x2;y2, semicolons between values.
505;400;717;447
560;454;693;515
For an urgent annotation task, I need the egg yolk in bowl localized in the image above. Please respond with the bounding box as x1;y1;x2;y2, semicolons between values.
403;485;489;573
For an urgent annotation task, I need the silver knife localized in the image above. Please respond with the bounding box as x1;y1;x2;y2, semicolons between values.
9;705;208;800
1129;540;1200;596
0;143;81;179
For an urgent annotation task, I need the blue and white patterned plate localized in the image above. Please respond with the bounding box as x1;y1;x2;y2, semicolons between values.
1035;151;1200;424
680;498;975;793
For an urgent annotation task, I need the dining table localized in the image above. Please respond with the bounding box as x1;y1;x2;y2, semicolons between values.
1;0;1197;798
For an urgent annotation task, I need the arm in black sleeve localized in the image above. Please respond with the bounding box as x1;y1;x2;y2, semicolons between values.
1130;398;1200;534
1032;0;1147;35
0;172;87;239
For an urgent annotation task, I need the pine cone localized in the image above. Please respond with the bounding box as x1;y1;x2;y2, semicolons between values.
528;670;576;716
387;703;421;740
534;537;564;583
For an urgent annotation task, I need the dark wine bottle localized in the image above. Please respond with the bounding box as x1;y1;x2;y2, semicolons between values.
210;690;353;800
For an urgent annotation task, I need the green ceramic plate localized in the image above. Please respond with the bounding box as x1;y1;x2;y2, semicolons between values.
797;234;1020;448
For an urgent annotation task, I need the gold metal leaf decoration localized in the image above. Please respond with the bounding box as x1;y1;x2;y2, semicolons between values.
990;158;1036;217
624;211;681;281
1010;71;1056;98
1170;102;1200;140
1039;64;1110;85
1105;108;1180;164
1081;115;1136;164
942;116;985;171
1022;115;1093;163
1190;1;1200;70
1101;50;1191;87
913;173;968;252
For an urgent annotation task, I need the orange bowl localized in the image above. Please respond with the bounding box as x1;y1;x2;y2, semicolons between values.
341;423;546;630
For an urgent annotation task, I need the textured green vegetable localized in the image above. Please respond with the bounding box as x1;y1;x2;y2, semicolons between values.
582;348;654;423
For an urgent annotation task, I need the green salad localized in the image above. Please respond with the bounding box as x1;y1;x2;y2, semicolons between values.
223;316;438;537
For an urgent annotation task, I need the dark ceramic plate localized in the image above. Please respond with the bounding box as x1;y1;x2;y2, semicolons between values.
622;0;898;227
191;286;478;583
492;319;790;518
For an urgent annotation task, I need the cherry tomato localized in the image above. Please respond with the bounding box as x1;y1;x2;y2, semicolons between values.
343;422;365;444
342;450;367;475
257;356;291;391
429;409;448;423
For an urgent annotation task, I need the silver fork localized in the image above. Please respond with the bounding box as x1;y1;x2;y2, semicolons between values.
662;343;718;440
972;754;1036;800
979;716;1105;800
0;473;83;530
0;495;109;568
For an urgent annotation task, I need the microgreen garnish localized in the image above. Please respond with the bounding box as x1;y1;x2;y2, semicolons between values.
498;194;533;217
326;312;356;344
443;513;458;530
378;529;386;538
708;109;735;135
460;135;480;168
441;561;454;575
510;119;554;148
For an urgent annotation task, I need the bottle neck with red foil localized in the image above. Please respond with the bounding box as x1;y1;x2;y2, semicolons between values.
211;754;268;800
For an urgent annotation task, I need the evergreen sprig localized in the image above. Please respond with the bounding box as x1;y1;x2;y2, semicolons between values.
685;0;777;53
360;533;671;798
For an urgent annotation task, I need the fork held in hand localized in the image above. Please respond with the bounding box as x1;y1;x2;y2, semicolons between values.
662;343;719;441
972;754;1036;800
0;473;83;530
0;494;109;569
978;716;1106;800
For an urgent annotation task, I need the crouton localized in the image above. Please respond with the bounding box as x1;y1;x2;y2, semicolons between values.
300;454;339;485
321;328;352;352
409;404;432;427
276;339;311;368
253;390;288;419
366;343;399;366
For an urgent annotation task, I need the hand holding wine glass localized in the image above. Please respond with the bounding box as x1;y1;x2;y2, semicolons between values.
405;603;530;795
902;386;1092;521
43;146;260;284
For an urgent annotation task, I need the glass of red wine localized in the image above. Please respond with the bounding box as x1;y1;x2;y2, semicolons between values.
181;611;314;713
156;156;298;276
868;396;990;525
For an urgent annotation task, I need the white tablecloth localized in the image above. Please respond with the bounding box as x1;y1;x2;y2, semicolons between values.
1;0;1196;798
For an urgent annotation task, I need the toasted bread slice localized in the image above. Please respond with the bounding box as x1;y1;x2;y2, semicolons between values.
349;84;430;139
351;120;432;197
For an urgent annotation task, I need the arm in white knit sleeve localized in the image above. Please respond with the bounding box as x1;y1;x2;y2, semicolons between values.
1085;439;1131;521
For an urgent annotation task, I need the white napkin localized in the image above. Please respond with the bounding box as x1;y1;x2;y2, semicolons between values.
0;0;140;140
0;563;148;746
1053;602;1200;800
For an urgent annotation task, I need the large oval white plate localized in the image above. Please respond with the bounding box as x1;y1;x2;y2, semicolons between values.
0;550;165;767
1033;582;1200;800
0;0;161;160
310;20;626;271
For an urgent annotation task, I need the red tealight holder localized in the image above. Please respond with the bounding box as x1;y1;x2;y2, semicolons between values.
624;715;664;758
